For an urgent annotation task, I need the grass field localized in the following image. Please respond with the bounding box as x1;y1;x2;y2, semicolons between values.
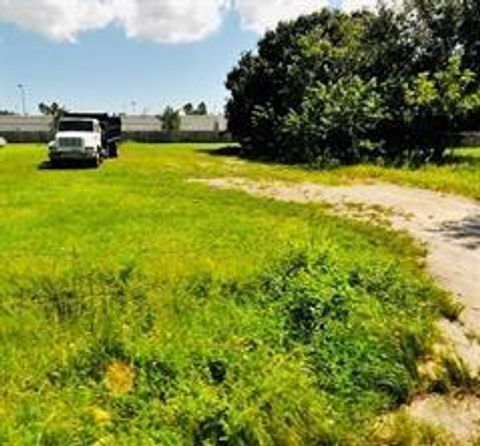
0;143;461;444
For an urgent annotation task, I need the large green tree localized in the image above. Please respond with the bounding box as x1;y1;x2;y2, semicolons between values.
182;102;208;115
226;2;480;165
226;9;369;159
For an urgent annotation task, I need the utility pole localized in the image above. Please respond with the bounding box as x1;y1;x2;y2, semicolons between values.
131;100;137;116
17;84;27;116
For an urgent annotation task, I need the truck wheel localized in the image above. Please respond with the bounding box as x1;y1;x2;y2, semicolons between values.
109;144;119;158
90;156;101;168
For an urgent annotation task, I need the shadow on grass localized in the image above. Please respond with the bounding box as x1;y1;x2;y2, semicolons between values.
196;146;243;158
199;146;480;169
196;145;300;167
38;160;100;171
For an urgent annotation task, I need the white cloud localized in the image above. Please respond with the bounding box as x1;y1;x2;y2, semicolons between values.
0;0;114;42
115;0;229;43
234;0;328;33
0;0;401;44
0;0;229;43
341;0;376;13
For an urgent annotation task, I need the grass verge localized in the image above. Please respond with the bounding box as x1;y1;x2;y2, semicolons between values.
0;143;460;444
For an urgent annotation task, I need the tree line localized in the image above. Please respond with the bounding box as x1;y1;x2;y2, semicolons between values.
226;0;480;166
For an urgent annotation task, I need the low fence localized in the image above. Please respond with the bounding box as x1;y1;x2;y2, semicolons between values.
123;131;232;143
7;131;479;146
1;131;51;143
0;130;233;144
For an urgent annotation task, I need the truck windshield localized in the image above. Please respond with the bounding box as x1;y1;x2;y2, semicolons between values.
58;121;94;132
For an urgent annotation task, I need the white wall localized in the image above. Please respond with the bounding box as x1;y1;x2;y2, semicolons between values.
0;115;228;133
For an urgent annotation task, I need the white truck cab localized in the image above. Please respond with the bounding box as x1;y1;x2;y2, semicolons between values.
49;118;104;167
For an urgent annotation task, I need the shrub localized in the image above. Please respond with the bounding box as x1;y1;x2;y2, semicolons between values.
226;3;480;166
281;76;388;165
401;53;480;162
225;9;366;160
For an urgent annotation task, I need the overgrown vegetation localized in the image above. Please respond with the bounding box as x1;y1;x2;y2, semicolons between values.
0;143;458;444
226;1;480;166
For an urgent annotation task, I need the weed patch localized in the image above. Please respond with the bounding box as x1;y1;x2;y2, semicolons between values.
1;249;451;444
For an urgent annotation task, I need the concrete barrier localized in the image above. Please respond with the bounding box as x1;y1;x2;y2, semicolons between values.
0;115;231;143
0;131;51;143
0;130;233;144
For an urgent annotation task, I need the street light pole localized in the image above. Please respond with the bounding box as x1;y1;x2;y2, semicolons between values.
17;84;26;116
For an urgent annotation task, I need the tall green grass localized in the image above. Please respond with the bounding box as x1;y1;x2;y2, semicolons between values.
0;143;457;444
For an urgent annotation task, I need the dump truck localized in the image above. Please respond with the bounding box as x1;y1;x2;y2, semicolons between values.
48;113;122;167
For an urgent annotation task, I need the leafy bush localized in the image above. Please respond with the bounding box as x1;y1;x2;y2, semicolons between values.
226;3;480;166
226;9;367;161
281;76;388;165
401;53;480;162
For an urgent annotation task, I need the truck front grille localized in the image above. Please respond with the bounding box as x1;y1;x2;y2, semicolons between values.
58;137;83;148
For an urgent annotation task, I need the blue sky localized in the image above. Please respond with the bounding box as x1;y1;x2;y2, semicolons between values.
0;0;361;115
